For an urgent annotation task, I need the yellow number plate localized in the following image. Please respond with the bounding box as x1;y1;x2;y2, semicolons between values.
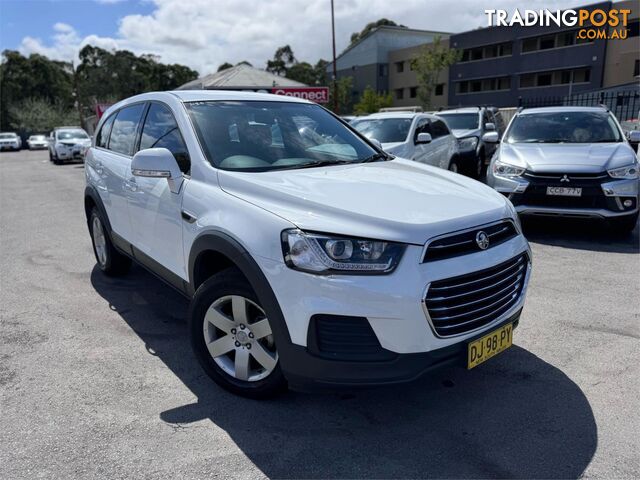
467;323;513;369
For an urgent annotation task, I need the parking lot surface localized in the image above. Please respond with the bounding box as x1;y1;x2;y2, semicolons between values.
1;149;639;479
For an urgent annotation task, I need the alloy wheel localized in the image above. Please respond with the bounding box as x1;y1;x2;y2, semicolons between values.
203;295;278;382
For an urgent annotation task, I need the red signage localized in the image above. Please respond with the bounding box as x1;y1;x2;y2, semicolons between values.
95;103;113;119
271;87;329;104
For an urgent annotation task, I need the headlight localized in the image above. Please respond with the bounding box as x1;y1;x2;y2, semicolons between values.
607;164;638;180
282;229;405;274
493;159;525;178
458;136;478;152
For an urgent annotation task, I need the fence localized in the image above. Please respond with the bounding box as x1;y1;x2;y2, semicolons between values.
519;90;639;121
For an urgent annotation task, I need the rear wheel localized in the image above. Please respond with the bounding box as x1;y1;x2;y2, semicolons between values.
189;268;287;399
89;208;131;276
609;212;638;235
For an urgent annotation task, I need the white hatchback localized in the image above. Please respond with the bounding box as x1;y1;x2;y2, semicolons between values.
351;112;461;172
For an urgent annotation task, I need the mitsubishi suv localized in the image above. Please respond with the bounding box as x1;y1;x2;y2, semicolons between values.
84;91;531;398
486;106;639;233
49;126;91;164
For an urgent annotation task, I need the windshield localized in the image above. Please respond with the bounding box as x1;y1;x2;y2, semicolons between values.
57;130;89;140
506;111;623;143
436;113;479;130
186;101;378;171
0;133;17;139
30;135;46;141
351;118;412;143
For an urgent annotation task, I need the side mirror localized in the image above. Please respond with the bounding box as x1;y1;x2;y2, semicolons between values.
482;131;500;144
627;130;640;143
485;122;496;131
132;148;183;194
416;132;432;144
369;138;382;149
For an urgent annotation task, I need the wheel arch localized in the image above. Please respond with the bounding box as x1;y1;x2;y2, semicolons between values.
84;186;112;234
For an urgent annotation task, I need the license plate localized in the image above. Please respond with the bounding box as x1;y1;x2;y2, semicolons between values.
467;323;513;369
546;186;582;197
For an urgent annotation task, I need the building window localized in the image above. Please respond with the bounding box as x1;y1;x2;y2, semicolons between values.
379;64;388;76
395;61;404;73
456;76;510;94
519;67;592;88
629;20;639;37
634;59;640;78
434;84;444;96
522;38;538;53
459;41;513;62
521;30;594;54
395;88;404;100
409;86;418;98
539;34;556;50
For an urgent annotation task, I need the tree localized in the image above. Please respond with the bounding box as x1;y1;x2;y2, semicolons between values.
9;97;79;133
410;36;461;109
350;19;406;45
266;45;296;76
353;86;392;115
235;60;253;67
328;76;354;114
217;62;233;72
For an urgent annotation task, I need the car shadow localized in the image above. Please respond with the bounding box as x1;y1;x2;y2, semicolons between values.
522;216;639;254
91;265;597;479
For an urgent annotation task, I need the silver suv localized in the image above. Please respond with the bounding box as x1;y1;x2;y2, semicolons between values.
486;106;639;233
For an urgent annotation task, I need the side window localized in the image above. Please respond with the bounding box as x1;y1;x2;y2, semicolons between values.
431;120;449;138
139;103;191;174
482;111;492;128
109;104;145;156
97;114;116;149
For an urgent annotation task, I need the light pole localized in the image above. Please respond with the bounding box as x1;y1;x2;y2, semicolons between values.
331;0;338;113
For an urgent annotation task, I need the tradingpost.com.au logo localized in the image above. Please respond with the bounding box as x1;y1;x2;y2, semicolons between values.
485;8;632;40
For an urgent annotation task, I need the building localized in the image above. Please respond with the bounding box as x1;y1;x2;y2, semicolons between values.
388;39;450;110
447;2;615;108
177;63;307;90
328;26;450;107
602;0;639;88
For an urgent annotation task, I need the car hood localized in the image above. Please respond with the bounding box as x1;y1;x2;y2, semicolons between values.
499;142;636;173
451;129;480;139
59;139;91;147
218;158;511;245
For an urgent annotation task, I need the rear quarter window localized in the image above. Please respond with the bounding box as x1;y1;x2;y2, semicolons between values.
97;114;116;149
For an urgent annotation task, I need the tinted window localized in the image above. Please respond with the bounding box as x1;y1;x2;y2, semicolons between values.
97;114;115;149
57;129;89;140
431;120;449;138
414;118;431;140
109;104;145;156
437;113;479;130
140;103;191;174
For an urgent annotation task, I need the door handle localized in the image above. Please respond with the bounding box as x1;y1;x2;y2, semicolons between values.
181;210;197;223
94;161;104;175
124;179;138;192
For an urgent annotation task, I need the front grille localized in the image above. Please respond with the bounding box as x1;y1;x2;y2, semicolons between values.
513;171;611;210
307;315;396;361
424;253;528;337
423;220;518;262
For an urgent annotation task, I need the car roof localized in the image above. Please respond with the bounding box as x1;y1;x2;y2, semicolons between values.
353;112;435;120
113;90;313;107
437;108;481;115
0;132;18;135
54;126;84;130
518;106;609;115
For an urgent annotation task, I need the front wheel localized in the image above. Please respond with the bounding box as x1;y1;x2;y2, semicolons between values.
189;268;287;399
89;208;131;276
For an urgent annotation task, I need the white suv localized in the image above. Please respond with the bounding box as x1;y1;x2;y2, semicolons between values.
85;91;531;398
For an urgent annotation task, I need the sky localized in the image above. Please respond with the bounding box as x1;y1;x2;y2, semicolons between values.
0;0;591;77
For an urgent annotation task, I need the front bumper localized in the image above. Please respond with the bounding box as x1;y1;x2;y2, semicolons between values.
0;143;20;150
56;146;87;161
255;234;531;387
488;171;639;219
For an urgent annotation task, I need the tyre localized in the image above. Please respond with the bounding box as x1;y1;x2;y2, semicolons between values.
89;208;131;276
609;212;638;235
189;267;287;399
49;149;54;162
448;156;459;173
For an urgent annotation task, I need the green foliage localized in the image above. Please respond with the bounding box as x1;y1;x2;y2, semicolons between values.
266;45;296;76
328;76;354;114
353;86;392;115
350;19;406;46
410;37;461;109
217;62;233;72
9;97;79;133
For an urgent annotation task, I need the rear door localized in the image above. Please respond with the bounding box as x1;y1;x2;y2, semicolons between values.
126;101;191;278
430;119;454;169
412;117;435;164
91;103;145;243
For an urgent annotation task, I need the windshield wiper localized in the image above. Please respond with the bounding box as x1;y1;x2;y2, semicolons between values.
275;159;354;170
360;152;390;163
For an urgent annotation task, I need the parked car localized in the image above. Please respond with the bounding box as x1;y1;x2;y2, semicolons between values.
27;134;49;150
620;118;640;153
436;107;501;178
486;106;639;233
85;91;531;398
350;112;460;172
0;132;22;151
49;127;91;164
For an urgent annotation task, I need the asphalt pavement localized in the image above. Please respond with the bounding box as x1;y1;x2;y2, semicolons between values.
1;149;639;479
